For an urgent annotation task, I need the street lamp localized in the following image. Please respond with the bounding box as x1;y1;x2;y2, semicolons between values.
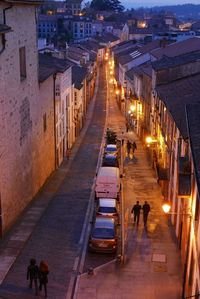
162;202;192;299
130;104;136;112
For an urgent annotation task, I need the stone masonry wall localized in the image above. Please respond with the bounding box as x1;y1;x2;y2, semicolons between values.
0;3;55;234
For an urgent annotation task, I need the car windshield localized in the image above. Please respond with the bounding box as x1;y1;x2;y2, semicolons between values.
107;147;116;152
93;227;115;239
99;207;117;213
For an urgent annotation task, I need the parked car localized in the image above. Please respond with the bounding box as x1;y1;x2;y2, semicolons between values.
89;217;118;253
96;198;119;221
102;154;119;167
104;144;118;157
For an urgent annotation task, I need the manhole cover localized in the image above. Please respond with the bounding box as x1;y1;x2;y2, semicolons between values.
154;264;167;272
152;253;166;263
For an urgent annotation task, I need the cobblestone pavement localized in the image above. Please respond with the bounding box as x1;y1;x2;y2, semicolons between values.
0;65;107;299
76;66;182;299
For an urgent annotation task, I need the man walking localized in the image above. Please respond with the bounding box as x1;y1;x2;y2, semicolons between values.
127;140;131;157
142;201;151;227
27;258;39;295
131;201;141;225
132;141;137;153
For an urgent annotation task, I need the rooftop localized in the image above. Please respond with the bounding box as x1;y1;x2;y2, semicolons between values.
186;104;200;195
39;53;72;82
126;61;152;80
118;40;161;66
151;37;200;60
152;50;200;71
72;65;87;89
93;33;119;44
156;73;200;140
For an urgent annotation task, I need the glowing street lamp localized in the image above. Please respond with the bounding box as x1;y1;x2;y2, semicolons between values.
146;136;157;146
130;104;136;112
109;78;113;84
162;202;171;213
115;89;120;95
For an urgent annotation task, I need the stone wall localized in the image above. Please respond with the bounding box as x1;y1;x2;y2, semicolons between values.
0;3;55;234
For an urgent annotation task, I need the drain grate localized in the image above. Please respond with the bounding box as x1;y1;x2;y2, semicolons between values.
152;253;166;263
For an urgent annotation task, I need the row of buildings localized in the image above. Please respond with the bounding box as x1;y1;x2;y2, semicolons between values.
38;0;200;45
110;36;200;297
0;0;120;237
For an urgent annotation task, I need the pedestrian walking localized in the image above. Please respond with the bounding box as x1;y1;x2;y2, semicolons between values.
142;201;151;227
27;258;39;295
66;148;71;161
127;140;131;156
126;121;129;132
131;201;141;225
39;260;49;298
132;141;137;153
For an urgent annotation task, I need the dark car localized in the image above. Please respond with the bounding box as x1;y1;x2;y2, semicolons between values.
89;217;118;253
102;154;119;167
104;144;118;157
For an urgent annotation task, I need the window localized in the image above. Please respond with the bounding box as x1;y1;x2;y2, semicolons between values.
19;46;26;81
43;113;47;132
75;92;77;105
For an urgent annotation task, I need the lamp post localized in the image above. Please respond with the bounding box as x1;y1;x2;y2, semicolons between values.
162;202;192;299
120;133;125;263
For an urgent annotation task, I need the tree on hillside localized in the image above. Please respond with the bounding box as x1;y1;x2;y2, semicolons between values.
90;0;124;12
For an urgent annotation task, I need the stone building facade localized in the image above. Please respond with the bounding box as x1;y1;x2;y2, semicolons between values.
0;0;56;236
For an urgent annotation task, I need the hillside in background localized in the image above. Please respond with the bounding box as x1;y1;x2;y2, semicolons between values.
146;4;200;20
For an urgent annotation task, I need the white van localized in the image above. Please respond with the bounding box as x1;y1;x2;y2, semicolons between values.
95;167;120;199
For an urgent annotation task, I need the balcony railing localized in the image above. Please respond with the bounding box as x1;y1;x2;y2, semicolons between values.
178;157;191;198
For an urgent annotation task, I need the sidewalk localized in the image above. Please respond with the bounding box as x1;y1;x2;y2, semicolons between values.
75;75;182;299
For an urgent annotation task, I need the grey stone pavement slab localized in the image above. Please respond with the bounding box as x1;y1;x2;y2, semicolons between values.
75;69;182;299
0;66;107;299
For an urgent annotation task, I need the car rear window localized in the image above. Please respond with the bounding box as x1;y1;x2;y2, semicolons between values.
99;207;117;213
93;228;115;239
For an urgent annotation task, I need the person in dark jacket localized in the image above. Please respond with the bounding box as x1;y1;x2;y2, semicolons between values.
131;201;141;225
27;258;39;295
142;201;151;226
39;260;49;298
127;140;132;156
132;141;137;153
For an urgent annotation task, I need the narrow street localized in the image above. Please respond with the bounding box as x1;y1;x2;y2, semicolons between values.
0;62;182;299
0;65;107;299
76;64;182;299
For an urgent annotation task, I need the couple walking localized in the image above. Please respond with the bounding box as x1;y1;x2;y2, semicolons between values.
131;201;150;226
27;258;49;297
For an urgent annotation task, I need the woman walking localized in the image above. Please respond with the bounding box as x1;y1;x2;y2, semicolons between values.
39;260;49;298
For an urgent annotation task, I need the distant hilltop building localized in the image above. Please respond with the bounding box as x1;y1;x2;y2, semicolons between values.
66;0;83;15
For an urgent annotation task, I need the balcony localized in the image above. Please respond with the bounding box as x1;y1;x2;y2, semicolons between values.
178;157;191;198
155;163;169;181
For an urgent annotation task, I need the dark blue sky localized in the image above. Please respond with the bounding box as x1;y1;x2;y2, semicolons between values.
121;1;199;8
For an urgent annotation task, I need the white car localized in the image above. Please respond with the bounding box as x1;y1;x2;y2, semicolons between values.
96;198;119;220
